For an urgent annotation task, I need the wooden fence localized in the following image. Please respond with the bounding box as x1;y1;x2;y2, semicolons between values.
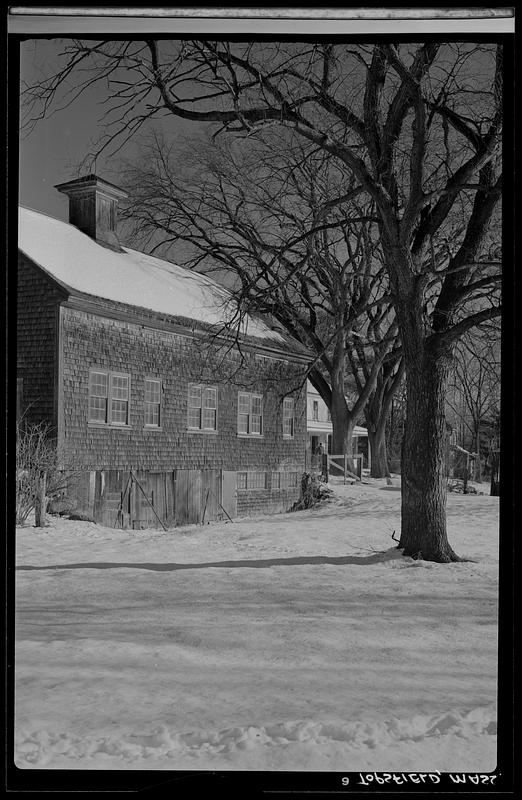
325;453;363;482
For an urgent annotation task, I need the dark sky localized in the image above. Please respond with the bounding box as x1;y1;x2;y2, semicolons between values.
17;25;509;223
18;38;201;221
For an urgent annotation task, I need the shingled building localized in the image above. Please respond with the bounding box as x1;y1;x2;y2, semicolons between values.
17;175;310;528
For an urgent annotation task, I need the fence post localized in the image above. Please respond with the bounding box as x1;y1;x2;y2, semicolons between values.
35;470;46;527
322;453;329;483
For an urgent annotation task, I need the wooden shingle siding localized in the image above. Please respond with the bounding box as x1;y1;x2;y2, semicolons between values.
17;254;65;430
59;306;307;476
17;255;308;525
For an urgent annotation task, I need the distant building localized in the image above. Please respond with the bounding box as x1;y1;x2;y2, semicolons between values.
306;382;369;467
17;174;311;528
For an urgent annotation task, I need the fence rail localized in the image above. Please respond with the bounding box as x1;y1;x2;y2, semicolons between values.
326;453;363;482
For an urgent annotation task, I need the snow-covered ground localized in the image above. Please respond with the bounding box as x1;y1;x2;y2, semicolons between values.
14;478;499;771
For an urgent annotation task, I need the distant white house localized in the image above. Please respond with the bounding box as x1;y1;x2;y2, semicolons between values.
306;381;369;467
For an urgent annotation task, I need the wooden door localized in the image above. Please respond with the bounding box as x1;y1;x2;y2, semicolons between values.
221;471;237;520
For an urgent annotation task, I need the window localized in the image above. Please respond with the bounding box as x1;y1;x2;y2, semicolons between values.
272;472;300;490
237;392;263;435
312;400;319;421
89;370;130;426
282;397;295;438
188;384;218;431
144;379;161;427
237;472;268;491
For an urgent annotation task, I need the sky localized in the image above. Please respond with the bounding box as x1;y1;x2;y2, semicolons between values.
17;19;510;222
18;39;200;221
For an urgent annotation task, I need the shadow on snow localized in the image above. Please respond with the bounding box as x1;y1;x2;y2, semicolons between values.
17;547;403;572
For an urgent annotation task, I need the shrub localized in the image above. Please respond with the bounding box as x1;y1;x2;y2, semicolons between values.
16;419;80;526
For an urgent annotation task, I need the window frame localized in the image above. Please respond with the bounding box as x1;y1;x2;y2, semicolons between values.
187;383;218;432
144;377;162;429
88;369;131;427
271;471;300;490
237;471;268;491
237;392;264;437
282;396;295;438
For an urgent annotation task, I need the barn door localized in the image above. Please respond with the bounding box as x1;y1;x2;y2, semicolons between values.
221;471;237;520
175;469;203;525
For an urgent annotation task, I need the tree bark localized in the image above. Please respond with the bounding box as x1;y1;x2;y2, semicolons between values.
399;346;461;562
367;424;389;478
329;331;357;456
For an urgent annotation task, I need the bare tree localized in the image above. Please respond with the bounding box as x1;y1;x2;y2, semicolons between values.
22;40;504;560
447;326;501;481
119;130;401;462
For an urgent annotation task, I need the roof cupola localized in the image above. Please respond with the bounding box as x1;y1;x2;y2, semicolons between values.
54;174;128;252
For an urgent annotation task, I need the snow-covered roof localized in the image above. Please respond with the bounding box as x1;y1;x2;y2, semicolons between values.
18;206;285;345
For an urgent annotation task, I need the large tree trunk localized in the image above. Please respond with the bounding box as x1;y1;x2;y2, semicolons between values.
330;332;356;456
331;403;356;456
399;346;461;562
367;424;389;478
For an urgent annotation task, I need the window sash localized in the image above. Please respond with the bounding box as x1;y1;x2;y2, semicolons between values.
145;379;161;404
283;398;294;437
238;472;267;490
272;471;300;490
250;414;262;435
145;403;160;426
144;379;161;427
238;393;251;415
109;373;129;425
188;406;202;429
89;395;108;423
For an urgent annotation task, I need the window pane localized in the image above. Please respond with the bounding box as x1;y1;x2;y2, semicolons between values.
238;413;249;434
145;379;161;404
145;403;160;426
202;408;217;430
238;393;250;414
89;396;107;422
272;472;281;489
248;472;267;489
111;375;129;400
90;372;108;397
203;387;217;409
188;406;202;428
188;385;202;407
251;414;262;434
111;399;128;424
237;472;247;490
251;395;262;415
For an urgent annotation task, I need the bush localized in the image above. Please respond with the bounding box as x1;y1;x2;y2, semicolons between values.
16;419;80;526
